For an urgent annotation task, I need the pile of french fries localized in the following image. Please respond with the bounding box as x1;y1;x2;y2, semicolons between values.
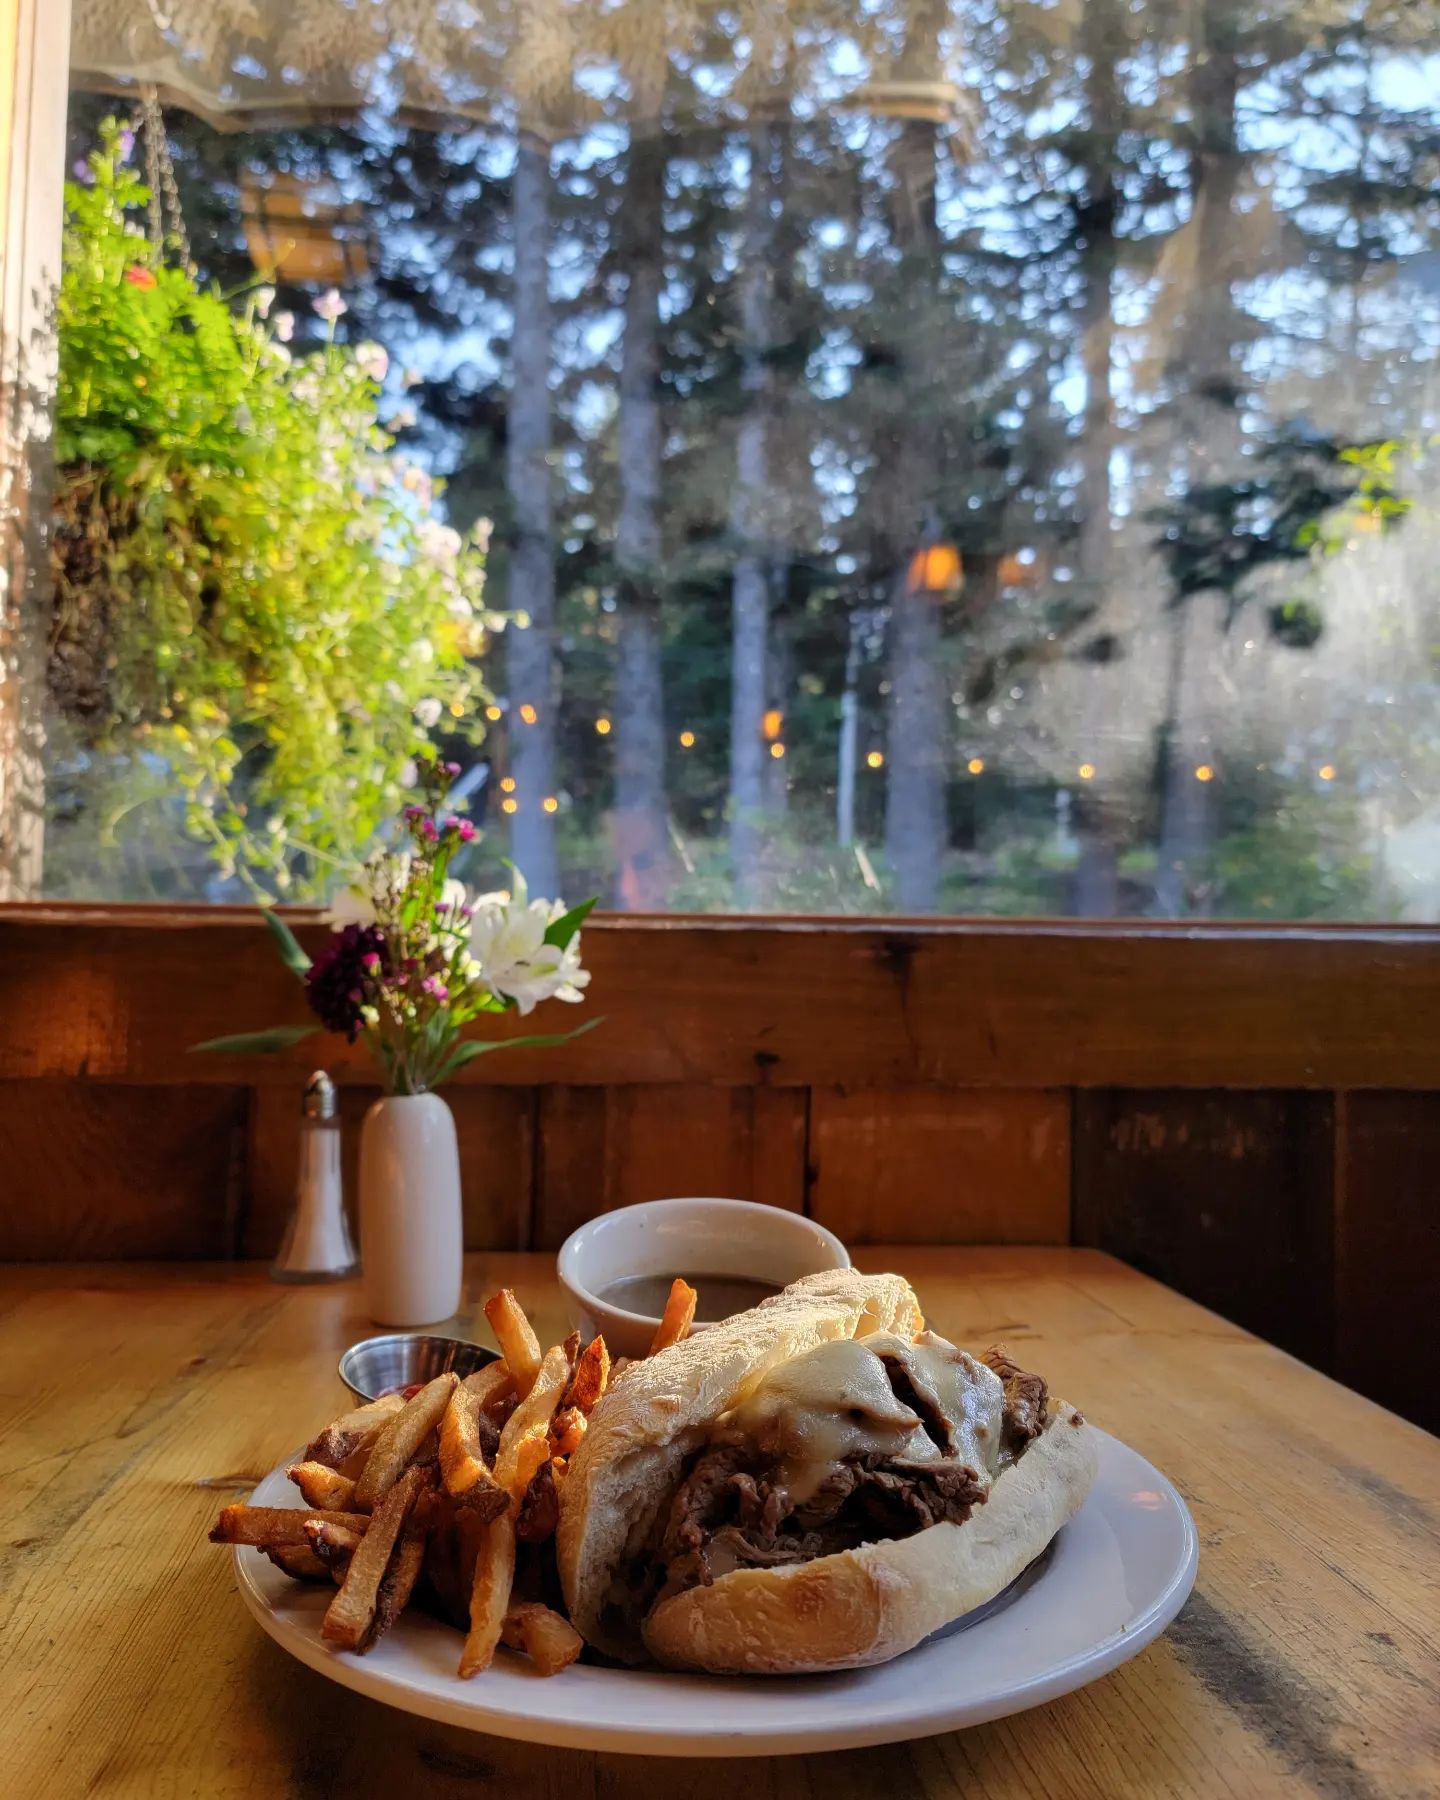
209;1277;697;1679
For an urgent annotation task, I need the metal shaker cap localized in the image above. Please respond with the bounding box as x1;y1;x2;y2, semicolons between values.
302;1070;338;1121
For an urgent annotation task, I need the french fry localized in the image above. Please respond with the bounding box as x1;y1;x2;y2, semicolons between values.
648;1278;697;1355
501;1603;585;1676
493;1344;569;1501
515;1457;560;1544
352;1373;458;1511
322;1466;426;1651
549;1405;587;1458
439;1383;507;1508
458;1510;516;1678
362;1518;428;1653
304;1393;404;1470
483;1290;543;1397
560;1336;610;1415
263;1544;331;1582
304;1519;364;1576
462;1361;514;1411
512;1433;552;1498
286;1462;357;1510
209;1505;370;1549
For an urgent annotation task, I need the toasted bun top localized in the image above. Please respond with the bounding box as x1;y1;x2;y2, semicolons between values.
557;1268;922;1658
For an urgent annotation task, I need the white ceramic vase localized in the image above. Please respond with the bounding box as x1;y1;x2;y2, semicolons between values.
358;1092;463;1327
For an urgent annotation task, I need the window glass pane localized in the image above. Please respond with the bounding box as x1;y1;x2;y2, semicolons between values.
38;0;1440;916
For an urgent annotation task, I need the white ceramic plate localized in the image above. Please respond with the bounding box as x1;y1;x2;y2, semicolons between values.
233;1428;1197;1757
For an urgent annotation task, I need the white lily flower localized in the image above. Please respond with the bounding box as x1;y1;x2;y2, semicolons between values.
323;880;376;928
468;874;590;1016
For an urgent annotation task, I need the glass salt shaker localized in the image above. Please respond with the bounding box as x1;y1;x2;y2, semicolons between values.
271;1072;359;1283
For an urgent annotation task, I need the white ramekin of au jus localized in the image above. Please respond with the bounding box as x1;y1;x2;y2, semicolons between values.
557;1197;850;1360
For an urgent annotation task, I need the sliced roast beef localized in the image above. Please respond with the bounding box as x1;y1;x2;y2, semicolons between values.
654;1442;987;1601
874;1350;955;1454
981;1347;1049;1454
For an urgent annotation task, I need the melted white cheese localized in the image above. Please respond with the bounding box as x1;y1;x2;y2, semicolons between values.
716;1328;1005;1504
869;1330;1006;1481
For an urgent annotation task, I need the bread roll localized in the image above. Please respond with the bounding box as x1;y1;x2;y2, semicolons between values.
558;1269;921;1659
643;1400;1096;1673
557;1268;1096;1672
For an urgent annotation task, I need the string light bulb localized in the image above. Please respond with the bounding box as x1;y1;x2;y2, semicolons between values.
485;704;502;722
500;776;515;793
1194;764;1214;783
770;742;786;760
866;750;885;769
448;700;465;718
762;708;783;741
967;757;985;775
1318;764;1336;782
501;797;518;815
595;717;612;735
1078;763;1095;781
679;730;696;748
518;703;538;725
542;795;559;814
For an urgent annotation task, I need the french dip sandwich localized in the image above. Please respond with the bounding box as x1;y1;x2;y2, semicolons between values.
558;1269;1097;1673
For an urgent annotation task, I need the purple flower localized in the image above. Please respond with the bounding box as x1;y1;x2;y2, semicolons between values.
416;817;439;844
72;159;94;186
445;815;477;843
306;923;386;1041
117;129;136;162
443;760;461;777
421;976;449;1003
403;805;428;823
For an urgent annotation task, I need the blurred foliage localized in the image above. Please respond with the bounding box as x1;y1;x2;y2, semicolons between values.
49;121;498;896
1211;800;1381;921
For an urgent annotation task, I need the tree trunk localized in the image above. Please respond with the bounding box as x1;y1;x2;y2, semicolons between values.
612;135;672;911
764;612;791;820
727;123;782;906
1071;0;1124;916
882;0;948;914
885;550;946;911
1153;22;1243;917
504;134;559;899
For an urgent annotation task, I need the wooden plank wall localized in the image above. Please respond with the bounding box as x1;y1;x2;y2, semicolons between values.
2;909;1438;1432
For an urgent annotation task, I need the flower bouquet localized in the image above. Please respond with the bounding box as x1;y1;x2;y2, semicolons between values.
196;759;598;1324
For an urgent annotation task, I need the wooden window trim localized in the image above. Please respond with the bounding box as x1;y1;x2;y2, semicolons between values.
3;901;1438;1090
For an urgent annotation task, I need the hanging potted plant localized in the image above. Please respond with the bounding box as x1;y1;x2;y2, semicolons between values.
196;758;599;1325
50;119;496;897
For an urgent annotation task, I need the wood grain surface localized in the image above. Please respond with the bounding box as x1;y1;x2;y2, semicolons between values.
2;1249;1435;1799
6;905;1440;1089
1072;1089;1336;1368
808;1087;1070;1243
1334;1092;1440;1434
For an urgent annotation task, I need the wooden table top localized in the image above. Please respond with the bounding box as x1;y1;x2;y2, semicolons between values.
3;1247;1437;1799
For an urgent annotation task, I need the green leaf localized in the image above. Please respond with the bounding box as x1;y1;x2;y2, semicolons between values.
189;1024;322;1054
262;906;311;976
427;1016;603;1089
543;896;597;951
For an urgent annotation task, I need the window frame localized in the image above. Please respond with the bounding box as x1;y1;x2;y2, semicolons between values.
3;901;1439;1090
